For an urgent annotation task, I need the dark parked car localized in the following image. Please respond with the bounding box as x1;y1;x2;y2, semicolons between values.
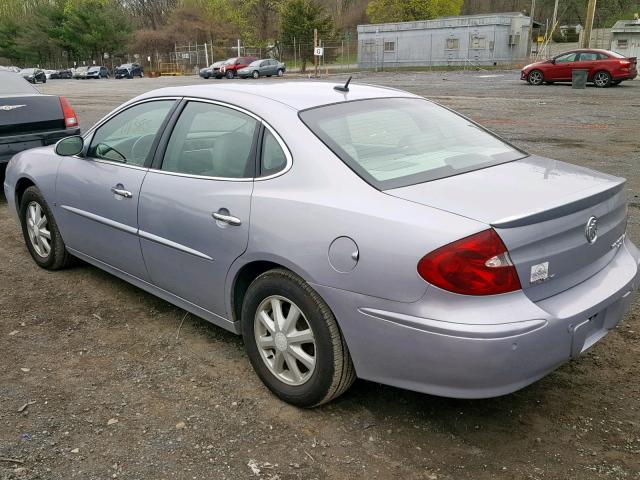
21;68;46;84
238;58;286;79
0;70;79;166
86;66;110;79
199;61;224;79
217;57;257;79
115;63;143;79
522;49;638;87
51;69;73;79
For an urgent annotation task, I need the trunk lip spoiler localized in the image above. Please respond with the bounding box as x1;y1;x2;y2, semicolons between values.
491;181;626;229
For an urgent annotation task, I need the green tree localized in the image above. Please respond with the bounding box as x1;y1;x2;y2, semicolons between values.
60;0;132;62
280;0;333;71
366;0;463;23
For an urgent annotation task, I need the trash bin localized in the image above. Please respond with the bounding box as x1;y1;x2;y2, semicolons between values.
572;69;588;89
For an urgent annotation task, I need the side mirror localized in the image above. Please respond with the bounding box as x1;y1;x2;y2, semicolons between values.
550;58;556;64
55;135;84;156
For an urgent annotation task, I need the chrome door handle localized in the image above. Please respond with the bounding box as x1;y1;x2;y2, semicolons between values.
111;186;132;198
212;211;241;226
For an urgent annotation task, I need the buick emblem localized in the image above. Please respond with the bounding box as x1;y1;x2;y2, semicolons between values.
0;104;26;111
585;216;598;244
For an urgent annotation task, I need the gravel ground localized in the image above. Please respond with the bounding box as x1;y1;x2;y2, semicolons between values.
1;71;639;480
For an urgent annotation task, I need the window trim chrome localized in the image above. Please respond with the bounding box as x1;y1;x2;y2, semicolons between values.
77;95;294;181
147;96;293;182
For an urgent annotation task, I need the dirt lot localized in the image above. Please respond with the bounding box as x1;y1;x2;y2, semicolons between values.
1;72;639;480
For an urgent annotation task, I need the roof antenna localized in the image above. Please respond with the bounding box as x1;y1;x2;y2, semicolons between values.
334;76;352;92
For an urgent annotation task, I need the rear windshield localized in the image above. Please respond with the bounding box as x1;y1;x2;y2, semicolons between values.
608;51;627;58
0;71;38;94
299;97;526;190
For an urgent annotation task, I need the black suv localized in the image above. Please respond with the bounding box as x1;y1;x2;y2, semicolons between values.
115;63;143;79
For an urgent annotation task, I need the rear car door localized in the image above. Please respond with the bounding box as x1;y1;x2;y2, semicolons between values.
137;100;259;317
56;99;177;280
574;51;600;78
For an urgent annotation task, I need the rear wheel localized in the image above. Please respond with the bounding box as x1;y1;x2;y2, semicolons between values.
241;269;356;407
277;69;284;77
19;186;71;270
593;70;611;88
527;69;544;85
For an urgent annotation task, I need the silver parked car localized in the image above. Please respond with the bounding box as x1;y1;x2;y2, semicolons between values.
4;82;639;407
238;58;286;79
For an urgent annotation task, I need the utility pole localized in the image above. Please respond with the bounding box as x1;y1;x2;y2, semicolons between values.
550;0;559;41
527;0;536;58
314;28;318;77
581;0;597;48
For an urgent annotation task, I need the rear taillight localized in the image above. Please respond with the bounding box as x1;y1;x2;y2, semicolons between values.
417;229;521;296
59;96;78;128
619;60;631;67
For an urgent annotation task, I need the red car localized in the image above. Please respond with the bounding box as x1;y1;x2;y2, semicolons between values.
521;49;637;87
218;56;258;79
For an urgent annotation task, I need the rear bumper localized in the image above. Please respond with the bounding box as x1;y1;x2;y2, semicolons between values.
0;128;80;163
312;237;640;399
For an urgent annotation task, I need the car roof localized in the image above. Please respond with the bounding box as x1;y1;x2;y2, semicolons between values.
136;81;417;111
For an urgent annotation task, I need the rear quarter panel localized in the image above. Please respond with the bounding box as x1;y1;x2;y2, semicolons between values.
230;108;488;304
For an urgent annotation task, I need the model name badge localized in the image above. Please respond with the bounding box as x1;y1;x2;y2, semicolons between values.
611;233;625;250
530;262;550;284
0;104;26;111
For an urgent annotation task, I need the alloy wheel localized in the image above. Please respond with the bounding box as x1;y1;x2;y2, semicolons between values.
528;70;543;85
26;201;51;258
594;71;610;87
254;295;316;386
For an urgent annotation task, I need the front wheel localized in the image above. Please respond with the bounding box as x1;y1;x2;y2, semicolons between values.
527;69;544;85
593;70;612;88
225;70;234;79
252;70;260;79
241;269;356;407
19;186;71;270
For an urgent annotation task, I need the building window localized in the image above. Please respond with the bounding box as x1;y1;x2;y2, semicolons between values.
470;35;486;49
617;39;628;49
384;41;395;53
446;38;459;50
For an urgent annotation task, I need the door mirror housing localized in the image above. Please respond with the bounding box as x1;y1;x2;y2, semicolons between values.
549;58;556;64
55;135;84;156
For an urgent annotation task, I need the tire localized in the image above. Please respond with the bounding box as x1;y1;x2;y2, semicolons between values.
42;77;46;83
527;69;544;85
593;70;611;88
241;269;356;407
252;70;260;79
277;69;284;77
225;70;234;79
19;186;71;270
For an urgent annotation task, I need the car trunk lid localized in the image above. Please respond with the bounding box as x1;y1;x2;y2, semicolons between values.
387;156;628;301
0;94;65;137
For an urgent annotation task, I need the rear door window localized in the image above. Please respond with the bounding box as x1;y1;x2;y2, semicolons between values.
161;101;258;178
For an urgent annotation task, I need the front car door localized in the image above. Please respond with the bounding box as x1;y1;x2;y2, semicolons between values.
137;100;259;318
550;51;579;80
56;99;177;280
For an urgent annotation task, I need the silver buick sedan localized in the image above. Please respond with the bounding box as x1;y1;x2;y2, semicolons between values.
4;82;639;407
